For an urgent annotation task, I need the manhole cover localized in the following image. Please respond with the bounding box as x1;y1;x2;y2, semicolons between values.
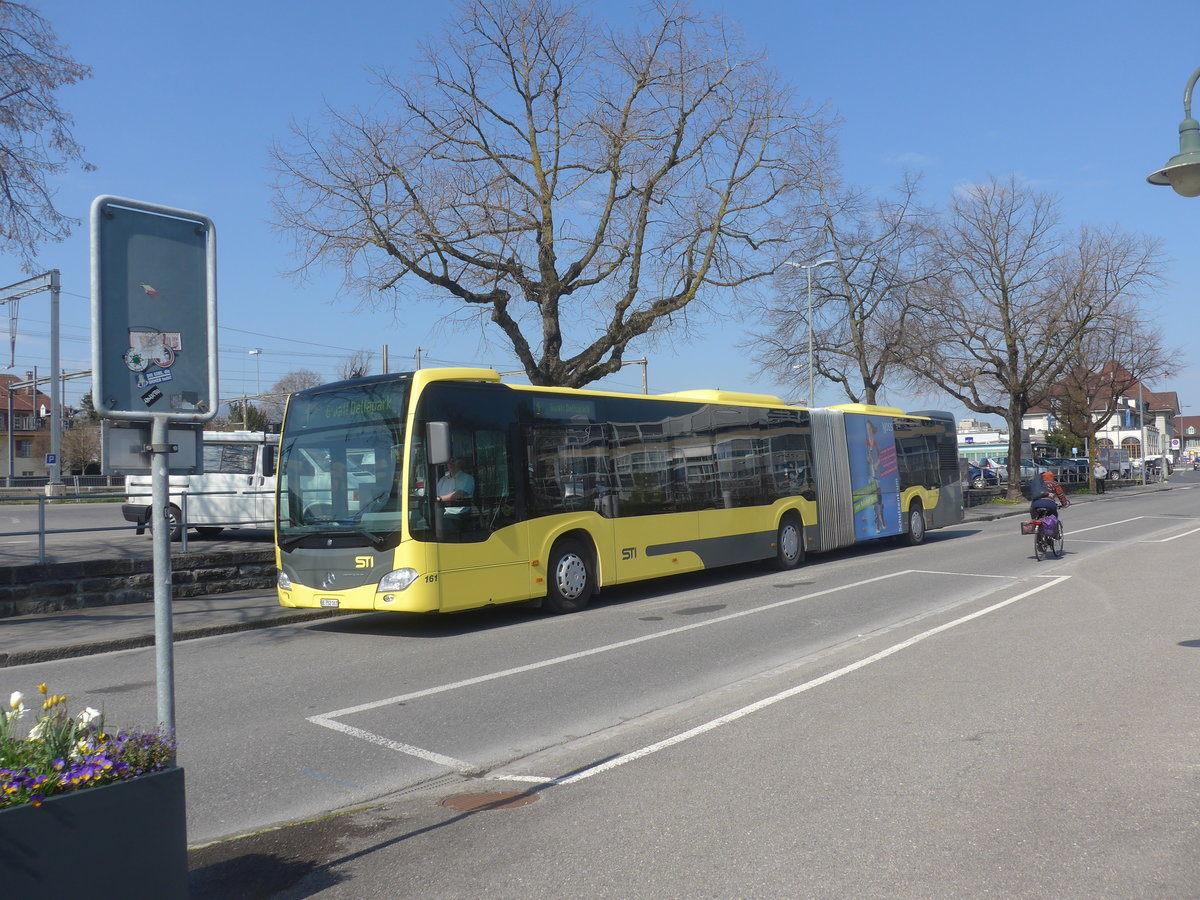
440;791;539;811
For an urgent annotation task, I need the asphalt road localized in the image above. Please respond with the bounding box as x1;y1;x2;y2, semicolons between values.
6;476;1198;897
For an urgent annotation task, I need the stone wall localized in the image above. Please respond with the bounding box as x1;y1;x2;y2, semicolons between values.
0;548;276;618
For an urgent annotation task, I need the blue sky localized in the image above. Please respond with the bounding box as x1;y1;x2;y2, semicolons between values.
15;0;1200;428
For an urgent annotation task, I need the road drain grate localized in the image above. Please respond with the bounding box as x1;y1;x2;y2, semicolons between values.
440;791;539;811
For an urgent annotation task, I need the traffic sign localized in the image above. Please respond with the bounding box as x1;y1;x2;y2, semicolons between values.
90;196;218;423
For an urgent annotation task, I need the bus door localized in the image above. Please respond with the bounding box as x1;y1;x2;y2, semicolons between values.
252;441;277;525
419;426;530;612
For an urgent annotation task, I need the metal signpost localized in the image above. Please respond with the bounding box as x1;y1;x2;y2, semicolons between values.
90;196;218;734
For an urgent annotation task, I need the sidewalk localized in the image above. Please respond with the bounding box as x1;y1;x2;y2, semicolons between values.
961;476;1171;522
0;480;1173;668
0;589;343;667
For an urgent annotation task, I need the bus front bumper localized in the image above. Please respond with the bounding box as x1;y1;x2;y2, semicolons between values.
277;580;441;614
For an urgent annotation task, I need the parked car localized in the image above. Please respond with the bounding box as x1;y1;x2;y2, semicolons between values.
1139;456;1172;476
966;464;1001;489
1194;459;1199;472
978;457;1009;482
1038;456;1083;482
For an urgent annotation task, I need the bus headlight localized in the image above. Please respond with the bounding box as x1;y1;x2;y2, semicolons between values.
378;568;420;592
277;570;292;591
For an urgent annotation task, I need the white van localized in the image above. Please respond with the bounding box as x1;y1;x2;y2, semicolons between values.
122;431;278;540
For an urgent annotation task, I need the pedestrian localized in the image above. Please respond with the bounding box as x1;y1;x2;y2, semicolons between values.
1093;461;1107;494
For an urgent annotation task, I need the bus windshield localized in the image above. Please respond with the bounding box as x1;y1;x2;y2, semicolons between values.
276;378;410;547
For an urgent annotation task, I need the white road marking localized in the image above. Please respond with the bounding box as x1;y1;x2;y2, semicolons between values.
1068;516;1150;534
908;569;1015;579
307;568;1042;779
1066;515;1200;543
308;716;479;774
1157;525;1200;542
520;574;1072;786
314;569;923;719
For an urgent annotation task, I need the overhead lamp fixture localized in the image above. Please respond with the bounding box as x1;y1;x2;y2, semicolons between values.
1147;66;1200;197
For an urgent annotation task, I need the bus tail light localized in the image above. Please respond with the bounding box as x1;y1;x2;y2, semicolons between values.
378;568;420;592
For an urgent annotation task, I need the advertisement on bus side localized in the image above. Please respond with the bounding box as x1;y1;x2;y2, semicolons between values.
844;415;902;541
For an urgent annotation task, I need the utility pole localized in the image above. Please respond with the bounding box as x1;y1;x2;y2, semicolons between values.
0;271;62;492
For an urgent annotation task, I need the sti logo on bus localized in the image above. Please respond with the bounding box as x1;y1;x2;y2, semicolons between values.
621;547;637;560
355;556;373;569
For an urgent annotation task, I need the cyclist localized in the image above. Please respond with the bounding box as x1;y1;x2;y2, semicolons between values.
1029;470;1068;534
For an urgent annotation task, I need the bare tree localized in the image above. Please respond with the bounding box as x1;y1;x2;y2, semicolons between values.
271;0;829;387
0;4;93;268
1049;305;1181;488
338;350;373;381
750;169;938;405
60;421;99;474
901;175;1164;499
260;369;323;424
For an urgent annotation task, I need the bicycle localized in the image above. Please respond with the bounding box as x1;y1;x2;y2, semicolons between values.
1031;513;1065;561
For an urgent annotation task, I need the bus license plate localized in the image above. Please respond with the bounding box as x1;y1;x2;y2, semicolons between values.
319;597;339;608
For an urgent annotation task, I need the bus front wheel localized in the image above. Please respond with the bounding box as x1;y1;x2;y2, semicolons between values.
772;513;804;570
544;539;594;614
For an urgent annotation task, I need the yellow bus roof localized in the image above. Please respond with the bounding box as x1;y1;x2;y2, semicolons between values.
827;402;908;416
410;369;932;418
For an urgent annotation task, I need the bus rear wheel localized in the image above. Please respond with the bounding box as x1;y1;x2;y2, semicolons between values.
772;513;804;570
903;503;926;546
544;539;593;614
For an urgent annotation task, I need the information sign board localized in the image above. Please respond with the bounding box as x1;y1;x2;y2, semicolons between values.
90;197;218;422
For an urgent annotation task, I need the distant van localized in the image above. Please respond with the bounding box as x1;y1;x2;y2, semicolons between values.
122;431;278;540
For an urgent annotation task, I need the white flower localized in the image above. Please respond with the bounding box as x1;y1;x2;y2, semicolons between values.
76;707;101;726
28;719;45;741
9;691;23;710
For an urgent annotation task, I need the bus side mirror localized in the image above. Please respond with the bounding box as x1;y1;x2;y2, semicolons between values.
427;422;451;465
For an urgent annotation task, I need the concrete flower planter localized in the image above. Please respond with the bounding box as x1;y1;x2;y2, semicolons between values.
0;766;188;899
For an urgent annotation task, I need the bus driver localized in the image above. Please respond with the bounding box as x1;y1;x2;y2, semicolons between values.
437;457;475;530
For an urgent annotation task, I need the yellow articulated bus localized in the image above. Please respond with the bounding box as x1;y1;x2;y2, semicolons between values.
275;368;962;615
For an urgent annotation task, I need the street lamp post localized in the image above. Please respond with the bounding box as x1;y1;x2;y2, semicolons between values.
785;258;837;407
1147;65;1200;196
1139;381;1148;484
247;349;262;430
248;349;262;398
